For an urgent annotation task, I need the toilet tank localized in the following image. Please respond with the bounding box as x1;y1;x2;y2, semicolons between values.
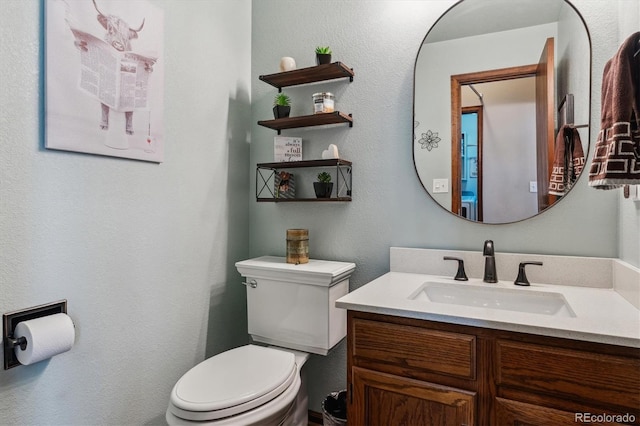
235;256;356;355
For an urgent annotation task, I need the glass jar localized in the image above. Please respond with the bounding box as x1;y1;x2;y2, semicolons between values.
312;92;335;114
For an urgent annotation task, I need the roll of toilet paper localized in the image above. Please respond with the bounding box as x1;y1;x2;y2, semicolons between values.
14;313;75;365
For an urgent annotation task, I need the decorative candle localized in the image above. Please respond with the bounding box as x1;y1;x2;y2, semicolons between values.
286;229;309;264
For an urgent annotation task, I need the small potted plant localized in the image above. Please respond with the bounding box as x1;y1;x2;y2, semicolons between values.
273;92;291;119
313;171;333;198
315;46;332;65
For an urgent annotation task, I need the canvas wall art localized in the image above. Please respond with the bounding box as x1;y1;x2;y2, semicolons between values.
45;0;165;162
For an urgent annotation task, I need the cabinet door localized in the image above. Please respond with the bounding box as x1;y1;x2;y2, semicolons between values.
351;366;476;426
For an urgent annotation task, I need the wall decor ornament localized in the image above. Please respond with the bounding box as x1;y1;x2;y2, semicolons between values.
45;0;165;162
275;171;295;199
279;56;296;72
321;144;339;159
418;130;441;151
274;136;302;162
286;229;309;264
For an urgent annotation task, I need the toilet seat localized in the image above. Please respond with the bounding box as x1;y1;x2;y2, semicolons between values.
168;345;297;422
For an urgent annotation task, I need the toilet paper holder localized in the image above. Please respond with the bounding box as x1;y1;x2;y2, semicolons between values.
3;300;67;370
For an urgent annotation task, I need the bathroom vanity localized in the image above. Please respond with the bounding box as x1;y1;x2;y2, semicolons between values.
346;311;638;425
337;248;640;426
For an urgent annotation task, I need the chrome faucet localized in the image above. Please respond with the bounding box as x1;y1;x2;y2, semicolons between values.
483;240;498;283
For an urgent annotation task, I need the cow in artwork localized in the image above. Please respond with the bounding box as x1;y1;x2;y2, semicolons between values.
91;0;147;135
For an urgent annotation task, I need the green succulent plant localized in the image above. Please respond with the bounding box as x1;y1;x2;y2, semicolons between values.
273;92;291;107
317;171;332;183
315;46;332;55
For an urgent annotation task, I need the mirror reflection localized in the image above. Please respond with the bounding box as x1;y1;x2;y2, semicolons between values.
413;0;591;224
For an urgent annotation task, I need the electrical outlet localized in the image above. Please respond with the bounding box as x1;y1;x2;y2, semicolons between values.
433;179;449;193
529;181;537;193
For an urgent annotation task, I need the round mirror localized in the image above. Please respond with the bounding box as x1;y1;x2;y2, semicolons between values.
413;0;591;224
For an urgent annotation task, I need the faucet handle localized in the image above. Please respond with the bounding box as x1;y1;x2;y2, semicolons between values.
514;261;543;286
443;256;469;281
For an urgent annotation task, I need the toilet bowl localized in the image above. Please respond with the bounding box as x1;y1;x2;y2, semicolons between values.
166;345;309;426
167;256;355;426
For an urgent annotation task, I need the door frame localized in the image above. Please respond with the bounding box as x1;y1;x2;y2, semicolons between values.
535;37;556;211
450;64;538;218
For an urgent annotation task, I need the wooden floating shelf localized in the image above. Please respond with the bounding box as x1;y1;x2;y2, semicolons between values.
256;62;354;202
256;159;352;202
258;112;353;132
257;197;352;203
257;159;352;169
259;62;354;89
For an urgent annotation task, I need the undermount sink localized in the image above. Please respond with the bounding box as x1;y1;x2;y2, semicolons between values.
409;282;576;318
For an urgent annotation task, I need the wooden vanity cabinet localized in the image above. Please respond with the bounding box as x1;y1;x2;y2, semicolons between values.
347;311;640;426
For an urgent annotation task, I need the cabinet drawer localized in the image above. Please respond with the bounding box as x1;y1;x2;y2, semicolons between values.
351;318;476;380
495;397;590;426
496;340;640;410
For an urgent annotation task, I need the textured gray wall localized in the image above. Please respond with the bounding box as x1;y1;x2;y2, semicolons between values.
0;1;251;424
250;0;635;411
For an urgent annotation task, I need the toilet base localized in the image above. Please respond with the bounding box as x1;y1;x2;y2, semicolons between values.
166;401;296;426
291;354;308;426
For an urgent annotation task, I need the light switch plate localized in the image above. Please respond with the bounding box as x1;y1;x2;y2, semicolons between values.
529;181;537;193
433;178;449;193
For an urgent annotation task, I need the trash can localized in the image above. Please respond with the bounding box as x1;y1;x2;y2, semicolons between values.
322;390;347;426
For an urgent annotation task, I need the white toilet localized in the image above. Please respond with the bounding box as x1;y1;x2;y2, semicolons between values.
166;256;356;426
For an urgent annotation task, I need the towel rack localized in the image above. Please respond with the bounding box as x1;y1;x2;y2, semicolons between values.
558;94;588;129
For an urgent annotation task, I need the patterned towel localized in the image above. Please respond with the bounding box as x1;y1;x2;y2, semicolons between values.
588;32;640;189
549;125;585;196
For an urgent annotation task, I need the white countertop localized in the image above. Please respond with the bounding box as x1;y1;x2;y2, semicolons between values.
336;272;640;348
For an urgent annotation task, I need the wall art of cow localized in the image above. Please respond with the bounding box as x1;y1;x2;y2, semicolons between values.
85;0;149;135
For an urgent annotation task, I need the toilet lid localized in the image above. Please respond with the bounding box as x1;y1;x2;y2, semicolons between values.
170;345;296;419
